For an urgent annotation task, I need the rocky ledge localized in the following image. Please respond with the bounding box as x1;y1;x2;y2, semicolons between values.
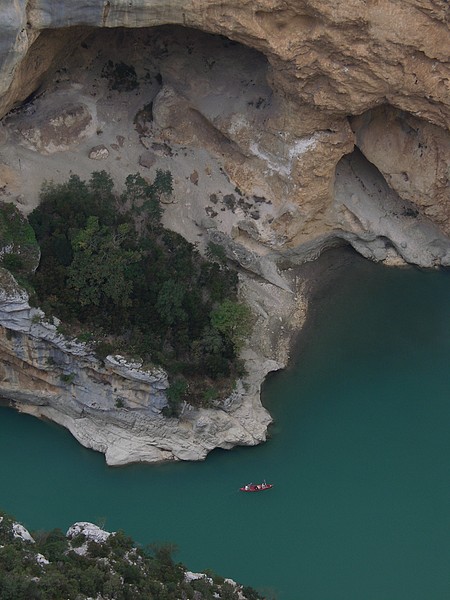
0;266;303;465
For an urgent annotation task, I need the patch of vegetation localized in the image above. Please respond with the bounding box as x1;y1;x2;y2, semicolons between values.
26;171;252;410
162;377;188;417
60;373;75;384
76;331;93;343
0;201;40;275
0;511;262;600
206;241;227;264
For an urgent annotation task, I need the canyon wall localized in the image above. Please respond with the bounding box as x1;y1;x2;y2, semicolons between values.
0;1;449;462
0;0;448;260
0;265;302;464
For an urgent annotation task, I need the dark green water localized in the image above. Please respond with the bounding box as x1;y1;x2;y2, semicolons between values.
1;252;450;599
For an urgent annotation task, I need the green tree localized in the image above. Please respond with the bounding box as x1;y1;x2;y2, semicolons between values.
156;279;187;326
87;170;116;224
0;201;40;275
122;172;162;228
68;216;140;310
195;325;223;356
88;169;114;198
163;377;188;417
153;169;173;197
211;299;253;352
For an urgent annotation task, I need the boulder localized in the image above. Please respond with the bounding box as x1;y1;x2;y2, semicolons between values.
89;144;109;160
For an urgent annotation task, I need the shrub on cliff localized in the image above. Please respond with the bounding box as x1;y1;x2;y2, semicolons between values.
0;201;40;276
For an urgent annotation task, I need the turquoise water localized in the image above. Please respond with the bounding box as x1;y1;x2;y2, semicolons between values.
1;252;450;599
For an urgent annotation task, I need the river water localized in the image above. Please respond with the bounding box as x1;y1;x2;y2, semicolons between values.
1;251;449;599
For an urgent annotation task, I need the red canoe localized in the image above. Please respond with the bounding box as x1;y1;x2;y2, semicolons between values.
240;482;273;492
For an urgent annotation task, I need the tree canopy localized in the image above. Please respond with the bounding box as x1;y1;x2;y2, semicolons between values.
68;217;140;309
26;171;252;409
0;510;262;600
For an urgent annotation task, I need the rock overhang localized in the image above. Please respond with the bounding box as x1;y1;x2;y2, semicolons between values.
0;1;449;464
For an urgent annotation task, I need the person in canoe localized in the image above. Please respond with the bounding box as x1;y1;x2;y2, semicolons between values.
240;481;273;492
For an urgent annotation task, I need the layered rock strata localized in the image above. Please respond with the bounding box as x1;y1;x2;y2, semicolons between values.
0;266;303;465
0;2;448;263
0;1;449;462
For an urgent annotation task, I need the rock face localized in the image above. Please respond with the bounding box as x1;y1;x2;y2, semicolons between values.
0;2;448;267
16;102;94;154
0;267;291;465
351;106;450;232
1;1;449;125
0;1;449;462
66;522;113;556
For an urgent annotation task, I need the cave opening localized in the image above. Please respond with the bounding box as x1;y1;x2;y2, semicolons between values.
333;143;450;267
1;25;274;213
2;25;449;269
348;104;450;233
0;25;287;260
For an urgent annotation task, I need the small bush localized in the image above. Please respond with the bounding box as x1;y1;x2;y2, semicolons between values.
94;341;115;361
60;373;75;384
76;332;94;343
1;253;24;273
69;533;86;548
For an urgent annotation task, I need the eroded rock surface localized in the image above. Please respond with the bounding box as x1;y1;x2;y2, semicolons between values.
351;107;450;232
0;1;449;462
0;267;296;465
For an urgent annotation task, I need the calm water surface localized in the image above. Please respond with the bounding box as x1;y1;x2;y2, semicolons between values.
1;253;449;599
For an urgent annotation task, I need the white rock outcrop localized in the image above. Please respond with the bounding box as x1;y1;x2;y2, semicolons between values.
0;267;292;465
66;522;113;543
12;522;35;543
66;521;113;555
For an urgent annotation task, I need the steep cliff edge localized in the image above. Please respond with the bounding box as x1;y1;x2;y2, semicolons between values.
0;266;302;465
0;1;449;463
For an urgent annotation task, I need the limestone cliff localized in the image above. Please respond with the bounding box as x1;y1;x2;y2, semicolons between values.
0;1;448;265
0;266;300;465
0;0;449;463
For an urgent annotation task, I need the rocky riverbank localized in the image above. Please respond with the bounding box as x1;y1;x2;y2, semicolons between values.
0;263;305;465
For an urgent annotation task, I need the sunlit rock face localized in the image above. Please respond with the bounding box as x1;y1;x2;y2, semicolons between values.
0;1;448;268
